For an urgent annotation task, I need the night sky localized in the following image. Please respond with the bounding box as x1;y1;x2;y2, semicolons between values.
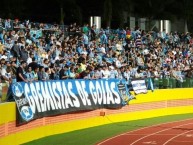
1;0;193;31
0;0;104;24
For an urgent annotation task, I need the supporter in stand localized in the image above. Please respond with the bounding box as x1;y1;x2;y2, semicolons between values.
0;17;191;91
16;61;28;82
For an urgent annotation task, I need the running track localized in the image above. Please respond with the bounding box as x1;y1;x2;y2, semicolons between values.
97;119;193;145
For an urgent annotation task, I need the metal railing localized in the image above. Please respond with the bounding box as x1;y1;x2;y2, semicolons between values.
146;77;193;89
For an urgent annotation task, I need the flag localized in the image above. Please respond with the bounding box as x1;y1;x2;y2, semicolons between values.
131;79;147;94
148;78;154;92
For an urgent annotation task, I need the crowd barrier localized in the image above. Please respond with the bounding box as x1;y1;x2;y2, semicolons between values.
149;77;193;89
1;88;193;145
0;77;193;145
0;77;193;103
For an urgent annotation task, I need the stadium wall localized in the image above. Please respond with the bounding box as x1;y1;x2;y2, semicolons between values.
1;88;193;145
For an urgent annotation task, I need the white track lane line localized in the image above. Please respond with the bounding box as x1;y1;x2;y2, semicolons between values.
130;123;193;145
163;130;193;145
97;118;193;145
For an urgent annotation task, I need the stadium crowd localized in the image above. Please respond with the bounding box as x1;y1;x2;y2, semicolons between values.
0;18;193;88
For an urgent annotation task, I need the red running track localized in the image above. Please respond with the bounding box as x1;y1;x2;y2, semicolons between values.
97;119;193;145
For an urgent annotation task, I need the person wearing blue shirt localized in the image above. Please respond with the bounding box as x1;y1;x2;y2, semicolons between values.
100;32;108;45
77;43;84;54
83;33;89;48
25;66;34;82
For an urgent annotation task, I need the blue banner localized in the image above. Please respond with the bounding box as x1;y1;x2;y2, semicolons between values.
9;79;130;124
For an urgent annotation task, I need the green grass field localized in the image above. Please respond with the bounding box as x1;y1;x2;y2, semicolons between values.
22;113;193;145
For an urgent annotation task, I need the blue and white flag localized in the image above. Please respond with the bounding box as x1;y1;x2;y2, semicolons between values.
148;78;154;92
131;79;147;94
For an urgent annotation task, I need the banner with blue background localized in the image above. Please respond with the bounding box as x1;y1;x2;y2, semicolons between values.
8;79;133;124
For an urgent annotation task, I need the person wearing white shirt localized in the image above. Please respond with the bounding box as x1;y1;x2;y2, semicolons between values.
97;44;106;57
109;66;118;78
123;67;131;81
4;19;12;30
117;68;123;79
0;51;8;60
27;53;34;64
135;69;141;78
4;38;13;50
161;29;166;40
101;66;110;78
153;68;160;78
1;64;12;85
100;44;106;54
94;67;103;79
25;67;34;82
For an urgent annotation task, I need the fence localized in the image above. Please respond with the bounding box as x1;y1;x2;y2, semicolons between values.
147;77;193;89
0;77;193;103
